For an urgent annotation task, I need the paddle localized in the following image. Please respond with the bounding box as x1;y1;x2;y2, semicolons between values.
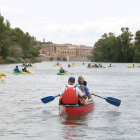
93;94;121;107
0;74;6;77
41;95;58;104
67;71;73;75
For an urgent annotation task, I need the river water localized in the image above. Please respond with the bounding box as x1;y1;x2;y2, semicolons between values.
0;62;140;140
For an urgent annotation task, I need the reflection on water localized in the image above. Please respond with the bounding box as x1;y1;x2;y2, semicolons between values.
61;114;88;139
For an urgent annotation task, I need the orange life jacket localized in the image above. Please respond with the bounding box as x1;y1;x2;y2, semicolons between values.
61;86;78;104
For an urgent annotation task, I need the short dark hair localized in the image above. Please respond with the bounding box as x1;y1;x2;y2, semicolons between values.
83;81;87;86
68;77;75;83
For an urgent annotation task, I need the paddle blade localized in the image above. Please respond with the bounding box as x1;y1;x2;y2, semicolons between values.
41;96;57;104
105;97;121;107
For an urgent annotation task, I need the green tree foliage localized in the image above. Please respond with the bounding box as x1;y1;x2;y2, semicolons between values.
92;27;135;62
134;30;140;62
0;14;41;63
0;14;11;59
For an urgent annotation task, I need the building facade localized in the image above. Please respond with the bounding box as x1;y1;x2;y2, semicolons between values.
39;42;93;61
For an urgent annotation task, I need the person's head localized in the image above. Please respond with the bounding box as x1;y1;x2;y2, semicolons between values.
60;67;63;69
24;67;26;69
78;76;84;84
16;66;18;68
83;81;87;86
68;77;75;85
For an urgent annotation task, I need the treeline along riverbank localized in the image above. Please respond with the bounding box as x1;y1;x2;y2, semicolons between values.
0;13;41;64
92;27;140;62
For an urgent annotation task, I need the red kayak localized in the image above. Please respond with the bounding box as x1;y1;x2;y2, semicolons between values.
60;101;94;115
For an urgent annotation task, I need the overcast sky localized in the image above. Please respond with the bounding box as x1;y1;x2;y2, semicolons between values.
0;0;140;46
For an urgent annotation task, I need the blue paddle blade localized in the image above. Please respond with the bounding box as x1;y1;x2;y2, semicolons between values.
41;96;57;104
105;97;121;107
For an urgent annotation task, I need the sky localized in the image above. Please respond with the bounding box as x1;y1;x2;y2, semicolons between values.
0;0;140;46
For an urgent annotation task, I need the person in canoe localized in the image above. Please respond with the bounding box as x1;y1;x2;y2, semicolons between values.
133;64;135;67
14;66;20;72
28;63;32;66
109;64;111;67
88;63;91;67
23;63;25;66
22;67;28;73
74;76;94;101
95;64;98;67
59;67;65;73
56;62;59;65
83;63;85;65
58;77;87;105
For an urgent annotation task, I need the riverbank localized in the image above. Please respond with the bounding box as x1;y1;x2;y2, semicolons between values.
0;57;42;64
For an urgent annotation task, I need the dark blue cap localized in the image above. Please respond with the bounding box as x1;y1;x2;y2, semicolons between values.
69;77;75;83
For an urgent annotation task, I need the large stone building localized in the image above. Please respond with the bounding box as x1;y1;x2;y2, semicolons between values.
39;40;93;61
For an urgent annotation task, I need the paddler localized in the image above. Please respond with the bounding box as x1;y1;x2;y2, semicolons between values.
14;66;20;72
22;67;28;73
59;67;65;73
109;64;111;67
58;77;86;105
74;76;94;101
88;63;91;67
57;62;59;65
28;63;32;66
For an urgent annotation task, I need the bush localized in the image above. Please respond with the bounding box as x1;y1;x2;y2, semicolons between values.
63;57;67;61
5;57;18;63
50;57;53;61
31;57;42;62
57;57;61;61
17;58;24;63
24;58;31;63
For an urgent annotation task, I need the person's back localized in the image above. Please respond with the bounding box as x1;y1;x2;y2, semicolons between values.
58;77;86;105
59;67;65;73
14;66;19;72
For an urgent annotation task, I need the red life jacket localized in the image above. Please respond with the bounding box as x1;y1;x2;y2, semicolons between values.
61;86;78;104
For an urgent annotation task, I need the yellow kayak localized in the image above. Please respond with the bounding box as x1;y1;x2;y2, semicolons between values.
127;66;139;68
53;64;62;67
0;77;4;82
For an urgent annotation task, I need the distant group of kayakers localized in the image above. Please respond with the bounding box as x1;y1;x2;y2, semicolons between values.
14;65;29;73
58;76;94;105
88;63;103;67
22;63;32;67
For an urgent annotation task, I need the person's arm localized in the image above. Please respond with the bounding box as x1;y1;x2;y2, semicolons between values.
84;86;90;96
76;86;86;98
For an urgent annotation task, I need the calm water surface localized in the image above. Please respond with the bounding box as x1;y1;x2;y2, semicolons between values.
0;62;140;140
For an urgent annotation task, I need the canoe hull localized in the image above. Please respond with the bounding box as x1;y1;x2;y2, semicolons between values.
57;72;68;75
60;101;94;115
127;66;139;68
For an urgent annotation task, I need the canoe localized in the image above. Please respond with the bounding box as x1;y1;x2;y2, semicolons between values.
87;66;106;68
57;72;69;75
53;64;62;68
60;100;94;115
108;66;116;67
127;66;139;68
0;77;4;82
12;71;30;75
